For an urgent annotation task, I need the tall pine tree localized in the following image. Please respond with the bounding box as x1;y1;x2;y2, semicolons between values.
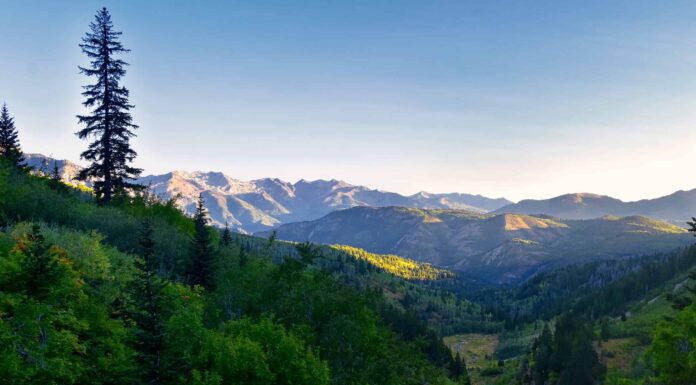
450;351;463;379
0;103;24;168
220;220;232;246
21;224;55;299
76;8;142;204
130;219;166;385
51;161;61;181
188;194;215;288
450;352;471;385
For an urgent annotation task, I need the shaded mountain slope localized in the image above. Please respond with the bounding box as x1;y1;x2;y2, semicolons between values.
258;206;690;283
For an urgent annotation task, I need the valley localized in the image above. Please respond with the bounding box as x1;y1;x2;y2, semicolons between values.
6;148;696;385
3;4;696;384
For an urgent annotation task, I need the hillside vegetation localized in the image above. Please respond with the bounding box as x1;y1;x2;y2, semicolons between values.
330;244;453;280
0;161;467;385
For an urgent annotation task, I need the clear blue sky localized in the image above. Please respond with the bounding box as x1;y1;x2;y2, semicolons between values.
2;0;696;201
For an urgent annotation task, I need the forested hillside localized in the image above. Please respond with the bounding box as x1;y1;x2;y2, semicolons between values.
2;6;695;385
0;159;472;384
505;258;696;385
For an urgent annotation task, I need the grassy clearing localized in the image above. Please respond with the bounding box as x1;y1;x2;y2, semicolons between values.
597;338;645;371
594;277;687;378
611;282;680;340
443;333;499;369
444;333;508;385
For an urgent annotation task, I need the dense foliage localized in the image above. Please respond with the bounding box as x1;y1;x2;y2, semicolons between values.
648;300;696;384
470;249;696;327
331;244;453;280
0;160;461;384
520;315;605;385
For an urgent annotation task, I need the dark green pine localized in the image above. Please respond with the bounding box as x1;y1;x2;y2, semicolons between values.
188;194;215;288
76;7;142;204
0;103;25;168
130;219;167;385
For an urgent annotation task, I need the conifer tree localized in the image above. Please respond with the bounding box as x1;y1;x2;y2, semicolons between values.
450;352;471;385
130;219;166;385
76;8;142;204
188;194;214;287
0;103;24;168
238;245;247;268
21;224;54;298
51;161;61;181
450;351;463;378
532;323;553;385
296;241;318;265
221;220;232;246
461;363;471;385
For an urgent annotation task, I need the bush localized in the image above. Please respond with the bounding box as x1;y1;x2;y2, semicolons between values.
480;366;504;376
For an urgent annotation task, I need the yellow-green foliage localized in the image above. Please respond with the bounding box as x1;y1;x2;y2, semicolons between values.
647;301;696;384
511;237;540;246
623;216;686;234
330;244;453;280
66;181;94;194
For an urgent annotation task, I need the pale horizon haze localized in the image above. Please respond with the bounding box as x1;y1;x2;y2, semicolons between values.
3;1;696;202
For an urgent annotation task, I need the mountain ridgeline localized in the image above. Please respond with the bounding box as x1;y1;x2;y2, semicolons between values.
258;206;691;283
136;172;513;232
26;154;512;232
494;191;696;224
27;154;696;233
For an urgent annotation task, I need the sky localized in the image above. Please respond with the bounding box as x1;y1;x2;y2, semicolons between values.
2;0;696;202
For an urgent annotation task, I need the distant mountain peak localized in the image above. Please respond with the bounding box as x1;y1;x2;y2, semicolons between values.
294;178;353;189
495;190;696;225
136;171;510;232
25;154;510;233
24;154;84;183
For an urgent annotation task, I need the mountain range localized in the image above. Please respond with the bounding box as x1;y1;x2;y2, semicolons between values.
494;192;696;225
25;154;511;233
137;171;513;232
257;206;691;283
25;154;84;183
26;153;696;234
